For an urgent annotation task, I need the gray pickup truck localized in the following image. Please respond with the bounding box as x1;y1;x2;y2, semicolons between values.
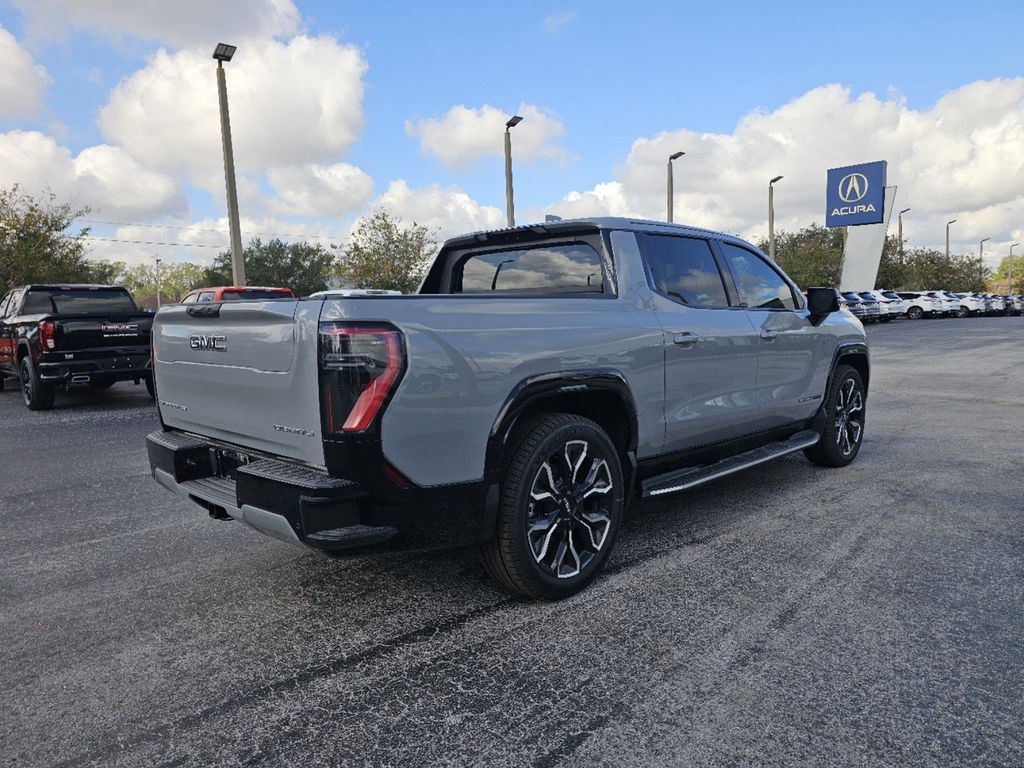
147;217;868;599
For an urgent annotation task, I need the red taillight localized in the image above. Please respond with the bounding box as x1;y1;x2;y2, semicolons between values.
319;324;404;434
38;321;55;350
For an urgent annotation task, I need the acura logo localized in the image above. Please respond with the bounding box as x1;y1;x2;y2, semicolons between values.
838;173;869;203
189;334;226;351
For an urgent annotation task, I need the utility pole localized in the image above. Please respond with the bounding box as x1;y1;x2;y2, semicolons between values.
666;151;684;222
213;43;245;286
154;257;162;308
504;115;523;228
1009;243;1019;295
979;237;990;284
945;219;957;260
898;208;910;263
768;175;783;261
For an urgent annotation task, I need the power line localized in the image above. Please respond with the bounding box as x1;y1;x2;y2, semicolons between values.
81;236;229;249
77;218;345;242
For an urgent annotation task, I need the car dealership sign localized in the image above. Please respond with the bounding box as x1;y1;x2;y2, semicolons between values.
826;161;887;227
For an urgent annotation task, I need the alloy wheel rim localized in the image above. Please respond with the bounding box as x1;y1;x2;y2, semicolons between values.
834;378;864;456
527;439;614;579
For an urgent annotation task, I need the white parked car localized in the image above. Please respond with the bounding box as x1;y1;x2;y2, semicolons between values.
876;290;907;318
897;291;943;319
949;292;985;317
859;291;897;322
923;291;957;316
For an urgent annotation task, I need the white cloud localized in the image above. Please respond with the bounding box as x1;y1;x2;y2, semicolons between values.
545;79;1024;261
11;0;300;47
0;25;52;118
542;10;578;32
0;130;184;218
406;102;566;168
98;35;367;195
265;162;373;217
371;180;505;241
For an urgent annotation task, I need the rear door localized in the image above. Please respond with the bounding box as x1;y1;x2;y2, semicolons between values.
638;233;761;452
153;299;325;466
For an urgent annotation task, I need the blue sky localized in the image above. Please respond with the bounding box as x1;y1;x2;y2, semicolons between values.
1;0;1022;264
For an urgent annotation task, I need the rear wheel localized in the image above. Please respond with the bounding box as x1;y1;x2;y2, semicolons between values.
480;413;625;600
957;306;968;318
804;364;865;468
20;357;54;411
145;375;155;399
907;306;923;320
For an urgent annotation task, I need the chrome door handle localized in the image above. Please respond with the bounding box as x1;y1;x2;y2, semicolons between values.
673;332;699;347
759;330;779;341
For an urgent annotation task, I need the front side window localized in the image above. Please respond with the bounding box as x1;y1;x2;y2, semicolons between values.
640;234;729;308
453;243;604;294
719;243;798;310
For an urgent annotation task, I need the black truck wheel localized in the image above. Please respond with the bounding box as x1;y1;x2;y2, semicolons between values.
145;375;155;398
20;357;55;411
804;364;865;468
480;413;625;600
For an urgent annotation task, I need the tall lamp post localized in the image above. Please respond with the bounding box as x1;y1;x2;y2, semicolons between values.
945;219;957;259
154;257;162;308
213;43;245;286
768;175;783;261
979;237;990;283
1009;243;1019;295
666;151;684;222
504;115;523;228
897;208;910;260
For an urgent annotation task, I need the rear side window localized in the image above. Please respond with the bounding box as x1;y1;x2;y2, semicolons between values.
197;292;215;303
452;243;604;294
719;243;798;310
23;288;138;314
181;293;198;304
640;234;729;308
220;289;293;300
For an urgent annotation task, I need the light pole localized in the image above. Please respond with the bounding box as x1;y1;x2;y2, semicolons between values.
1009;243;1019;295
504;115;523;228
945;219;957;259
979;237;990;283
213;43;245;286
666;151;684;222
768;175;783;261
154;257;162;308
898;208;910;259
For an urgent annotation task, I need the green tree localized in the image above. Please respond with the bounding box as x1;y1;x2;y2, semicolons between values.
205;238;335;297
0;185;92;287
991;252;1024;292
82;259;128;286
757;223;845;289
334;209;436;293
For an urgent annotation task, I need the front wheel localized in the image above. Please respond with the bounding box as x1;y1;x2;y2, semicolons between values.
804;364;865;468
907;306;923;320
21;357;54;411
480;413;625;600
957;306;969;318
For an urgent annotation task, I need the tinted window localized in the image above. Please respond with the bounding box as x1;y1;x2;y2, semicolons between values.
181;293;198;304
640;234;729;308
23;288;138;314
842;293;861;301
720;243;797;309
220;289;293;300
453;243;603;294
197;292;215;303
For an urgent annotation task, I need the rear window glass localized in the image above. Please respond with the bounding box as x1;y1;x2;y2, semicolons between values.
452;244;604;294
220;289;293;301
640;234;729;308
22;289;138;314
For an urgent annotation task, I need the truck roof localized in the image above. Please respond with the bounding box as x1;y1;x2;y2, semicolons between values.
441;216;755;252
18;284;127;291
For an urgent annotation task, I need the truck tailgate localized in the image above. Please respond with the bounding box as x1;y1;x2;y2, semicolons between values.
153;300;325;466
55;313;153;350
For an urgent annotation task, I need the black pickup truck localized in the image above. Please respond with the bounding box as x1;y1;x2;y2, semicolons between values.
0;284;154;410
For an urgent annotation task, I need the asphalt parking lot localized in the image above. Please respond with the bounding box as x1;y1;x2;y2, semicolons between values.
1;316;1022;767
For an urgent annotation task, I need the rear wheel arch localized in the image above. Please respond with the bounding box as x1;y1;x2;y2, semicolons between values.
486;372;638;485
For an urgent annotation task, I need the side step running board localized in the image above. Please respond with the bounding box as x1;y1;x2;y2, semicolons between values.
640;429;820;498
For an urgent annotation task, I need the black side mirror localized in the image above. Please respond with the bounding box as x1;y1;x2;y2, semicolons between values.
806;287;841;320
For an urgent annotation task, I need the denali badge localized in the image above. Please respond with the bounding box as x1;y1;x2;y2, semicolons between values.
189;334;227;351
273;424;315;437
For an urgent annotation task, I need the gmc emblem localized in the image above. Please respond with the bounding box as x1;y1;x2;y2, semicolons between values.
189;334;227;351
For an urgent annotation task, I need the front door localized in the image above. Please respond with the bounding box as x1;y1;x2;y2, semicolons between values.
638;233;761;453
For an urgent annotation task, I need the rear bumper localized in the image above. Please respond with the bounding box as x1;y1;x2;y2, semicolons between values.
146;429;491;555
39;350;151;383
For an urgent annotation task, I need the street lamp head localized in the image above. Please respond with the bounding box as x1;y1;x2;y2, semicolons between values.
669;151;685;161
770;175;783;184
981;237;991;244
505;115;523;129
900;208;911;214
212;43;237;62
947;219;957;226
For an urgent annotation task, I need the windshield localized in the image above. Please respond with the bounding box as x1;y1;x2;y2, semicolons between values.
21;288;138;315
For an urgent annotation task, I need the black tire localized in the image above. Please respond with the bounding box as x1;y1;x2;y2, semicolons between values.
957;306;968;318
20;356;54;411
0;375;5;392
145;375;155;399
480;413;625;600
879;316;891;323
907;306;923;320
804;364;865;468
